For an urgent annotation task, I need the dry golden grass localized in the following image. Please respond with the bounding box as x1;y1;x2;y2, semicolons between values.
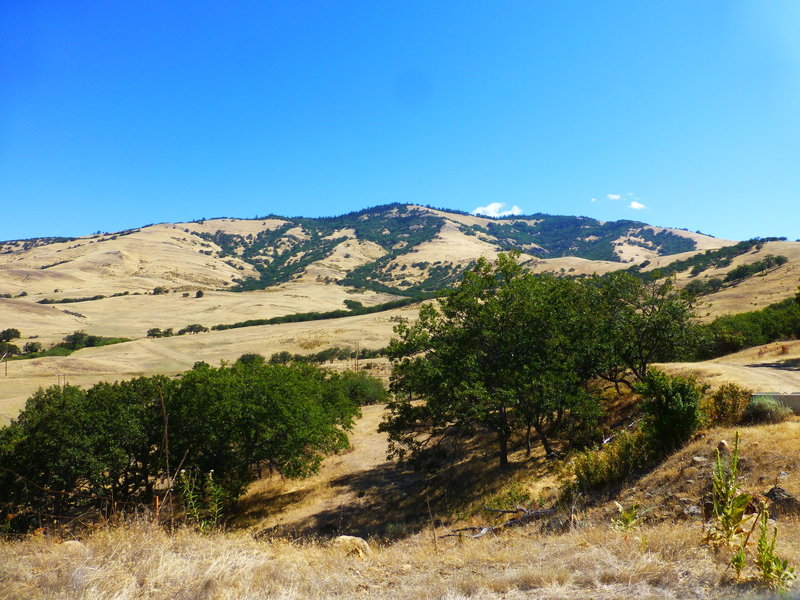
2;517;793;599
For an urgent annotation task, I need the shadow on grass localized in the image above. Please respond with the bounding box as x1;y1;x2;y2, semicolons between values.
745;358;800;372
252;435;548;541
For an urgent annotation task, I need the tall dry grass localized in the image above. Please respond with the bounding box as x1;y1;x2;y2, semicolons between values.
3;518;797;599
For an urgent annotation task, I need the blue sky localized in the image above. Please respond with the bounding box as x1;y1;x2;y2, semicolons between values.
2;1;799;241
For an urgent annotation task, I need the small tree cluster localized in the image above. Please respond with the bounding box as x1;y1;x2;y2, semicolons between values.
0;361;361;532
382;254;699;468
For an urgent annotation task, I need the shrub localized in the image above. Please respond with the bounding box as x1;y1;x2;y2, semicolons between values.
570;429;648;494
742;396;793;425
703;383;751;426
195;290;204;298
235;353;265;367
334;370;388;406
636;369;706;456
22;341;42;354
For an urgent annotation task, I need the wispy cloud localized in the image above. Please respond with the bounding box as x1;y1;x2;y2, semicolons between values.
629;201;645;210
590;197;597;203
606;193;621;200
472;202;523;218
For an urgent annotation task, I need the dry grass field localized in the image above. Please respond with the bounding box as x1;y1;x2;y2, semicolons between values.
5;518;791;600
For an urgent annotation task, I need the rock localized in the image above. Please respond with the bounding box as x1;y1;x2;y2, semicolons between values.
717;440;730;455
683;505;702;518
60;540;87;554
692;456;708;465
765;486;800;518
332;535;372;558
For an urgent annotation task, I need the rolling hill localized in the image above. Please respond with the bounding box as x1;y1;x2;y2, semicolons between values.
1;203;799;423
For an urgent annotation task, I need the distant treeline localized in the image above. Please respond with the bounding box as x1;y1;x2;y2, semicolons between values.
630;237;787;280
698;296;800;358
148;294;433;337
267;345;386;365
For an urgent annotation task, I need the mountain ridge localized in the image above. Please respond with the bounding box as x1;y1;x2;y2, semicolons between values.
0;203;733;299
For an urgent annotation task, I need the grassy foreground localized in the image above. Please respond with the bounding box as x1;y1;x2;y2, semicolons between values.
4;518;798;600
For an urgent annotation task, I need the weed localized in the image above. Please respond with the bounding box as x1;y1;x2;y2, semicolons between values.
611;501;650;531
177;469;229;532
704;432;752;549
730;546;747;580
755;510;796;592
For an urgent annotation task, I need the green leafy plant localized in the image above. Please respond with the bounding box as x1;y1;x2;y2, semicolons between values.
636;369;706;457
177;469;229;532
611;501;649;531
730;546;747;580
755;509;796;592
704;432;752;548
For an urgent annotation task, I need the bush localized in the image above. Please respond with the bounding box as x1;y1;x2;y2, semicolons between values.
334;370;388;406
703;383;752;426
636;369;706;456
570;429;648;494
195;290;204;298
22;341;42;355
742;396;793;425
235;352;265;367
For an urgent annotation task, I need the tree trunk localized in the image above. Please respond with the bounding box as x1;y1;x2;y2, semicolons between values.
533;421;554;457
498;429;509;467
525;424;532;457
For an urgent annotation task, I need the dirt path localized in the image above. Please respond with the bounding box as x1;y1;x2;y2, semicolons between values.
659;340;800;393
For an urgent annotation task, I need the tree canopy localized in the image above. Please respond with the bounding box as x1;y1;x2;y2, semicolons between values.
381;254;698;468
0;361;370;531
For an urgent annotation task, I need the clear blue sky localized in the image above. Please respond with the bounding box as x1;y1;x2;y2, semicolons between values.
2;1;799;241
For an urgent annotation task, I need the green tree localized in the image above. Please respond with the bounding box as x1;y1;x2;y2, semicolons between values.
62;330;90;350
594;272;698;390
333;370;389;406
178;324;209;335
0;342;20;356
381;254;603;467
167;362;358;496
636;369;705;456
0;328;21;342
22;341;42;354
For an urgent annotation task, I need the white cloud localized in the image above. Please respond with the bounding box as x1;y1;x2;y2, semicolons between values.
590;197;597;203
472;202;523;218
606;193;621;200
629;201;645;210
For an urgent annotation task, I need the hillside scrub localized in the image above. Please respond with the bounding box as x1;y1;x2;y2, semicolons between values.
0;361;363;533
